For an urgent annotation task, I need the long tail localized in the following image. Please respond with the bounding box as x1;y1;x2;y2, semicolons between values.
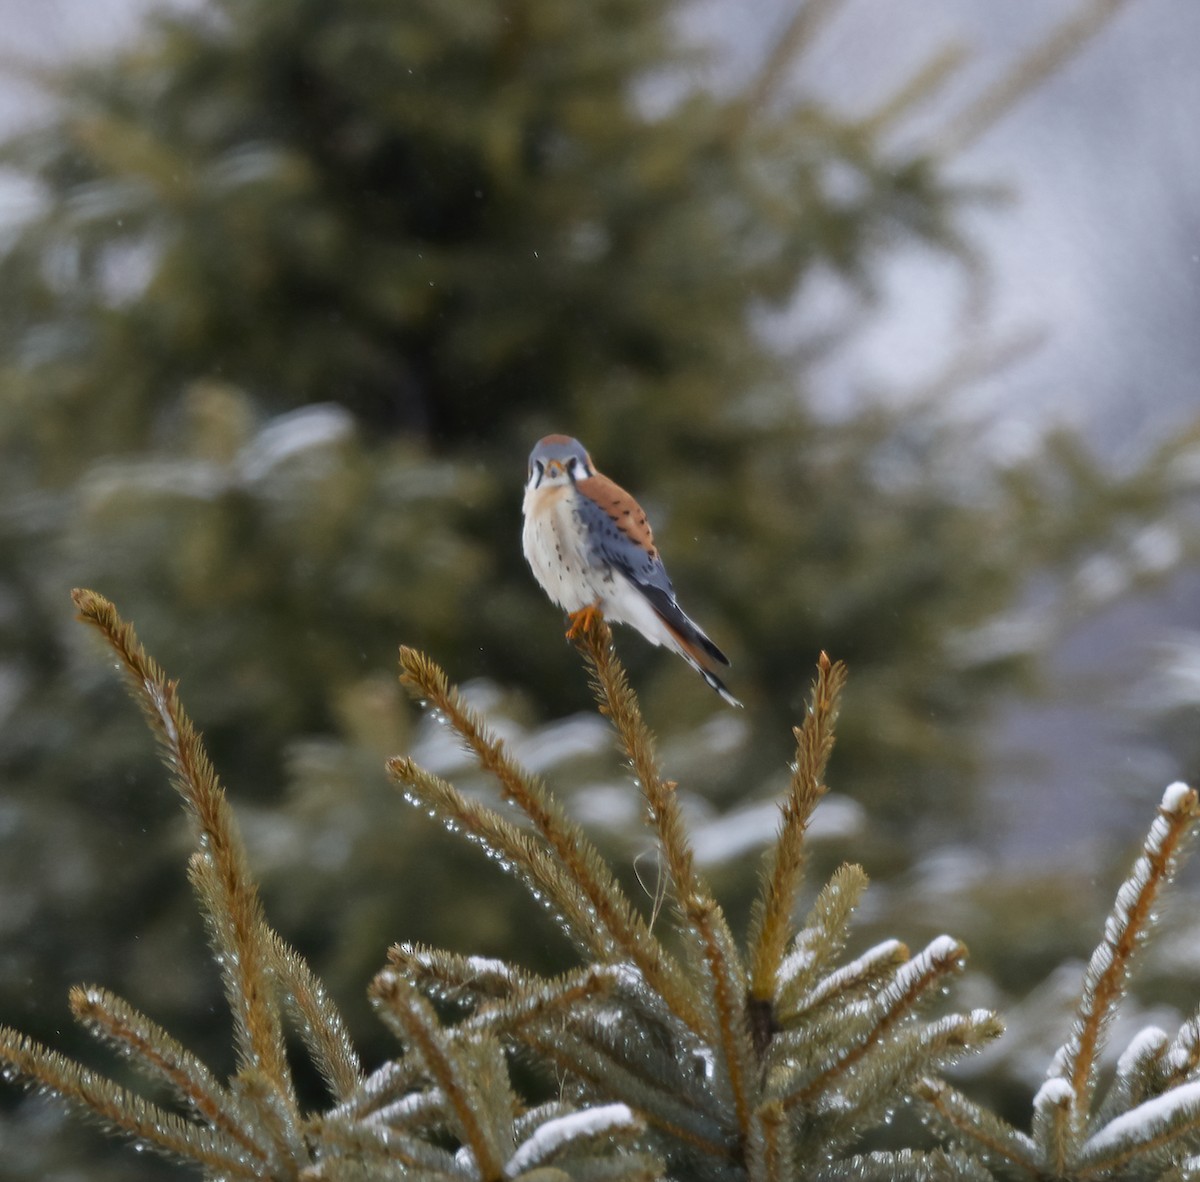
660;617;742;708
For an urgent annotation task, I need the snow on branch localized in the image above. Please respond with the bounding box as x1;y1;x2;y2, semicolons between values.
504;1103;640;1175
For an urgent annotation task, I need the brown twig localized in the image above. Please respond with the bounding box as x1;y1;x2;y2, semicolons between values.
370;972;506;1182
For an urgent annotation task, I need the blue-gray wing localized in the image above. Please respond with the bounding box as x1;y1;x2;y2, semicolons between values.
574;477;728;667
573;474;676;592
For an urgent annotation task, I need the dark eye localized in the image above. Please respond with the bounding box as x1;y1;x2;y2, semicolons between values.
529;460;544;482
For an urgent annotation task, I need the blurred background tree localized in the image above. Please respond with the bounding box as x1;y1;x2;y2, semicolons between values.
2;0;1199;1177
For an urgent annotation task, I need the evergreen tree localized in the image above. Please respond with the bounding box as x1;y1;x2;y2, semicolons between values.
0;3;1194;1177
7;594;1200;1180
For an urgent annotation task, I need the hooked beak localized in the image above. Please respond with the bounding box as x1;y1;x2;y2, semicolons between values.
544;460;565;477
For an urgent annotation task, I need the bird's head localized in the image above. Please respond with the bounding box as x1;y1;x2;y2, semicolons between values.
526;434;594;490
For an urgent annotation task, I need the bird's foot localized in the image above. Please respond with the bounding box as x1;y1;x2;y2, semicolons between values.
565;603;602;641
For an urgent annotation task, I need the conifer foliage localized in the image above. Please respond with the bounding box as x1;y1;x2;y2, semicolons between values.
0;592;652;1181
389;614;1002;1180
5;593;1200;1180
916;781;1200;1181
0;591;998;1179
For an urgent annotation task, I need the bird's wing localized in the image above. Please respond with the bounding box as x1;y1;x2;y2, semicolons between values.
574;474;729;668
574;474;658;553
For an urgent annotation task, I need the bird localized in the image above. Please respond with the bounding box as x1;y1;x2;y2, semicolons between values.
522;434;740;707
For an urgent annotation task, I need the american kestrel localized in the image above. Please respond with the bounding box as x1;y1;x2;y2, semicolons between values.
522;434;740;707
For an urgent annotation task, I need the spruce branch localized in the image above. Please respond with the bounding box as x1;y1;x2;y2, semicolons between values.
384;947;631;1047
934;0;1135;155
67;984;265;1159
782;938;909;1027
369;969;508;1181
356;1086;449;1135
1161;1016;1200;1092
573;614;708;929
745;1099;791;1182
186;852;296;1110
572;613;729;1049
691;897;756;1134
813;1147;998;1182
4;593;1007;1179
1054;782;1200;1123
266;929;363;1103
324;1059;425;1125
914;1077;1041;1178
1093;1025;1170;1128
526;1022;735;1163
748;651;847;1004
305;1114;461;1175
393;633;1001;1178
865;1010;1003;1105
388;942;531;1006
775;862;870;1015
503;1102;644;1177
387;753;705;1036
388;754;612;952
858;43;971;136
72;587;293;1102
395;646;704;1034
230;1068;309;1171
0;1026;263;1177
913;782;1200;1181
725;0;846;141
464;968;621;1043
791;936;969;1110
1030;1078;1077;1177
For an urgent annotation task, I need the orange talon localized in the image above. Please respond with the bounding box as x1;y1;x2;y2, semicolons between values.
565;602;601;641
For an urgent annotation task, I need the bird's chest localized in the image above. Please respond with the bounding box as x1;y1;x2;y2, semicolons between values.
522;485;612;611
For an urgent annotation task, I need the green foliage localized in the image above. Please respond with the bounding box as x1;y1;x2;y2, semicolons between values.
2;592;999;1179
0;0;1181;840
916;782;1200;1180
1;1;1196;1173
389;616;1006;1179
9;594;1200;1180
2;592;658;1181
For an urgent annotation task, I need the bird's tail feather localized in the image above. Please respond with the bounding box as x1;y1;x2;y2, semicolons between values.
639;585;730;667
661;619;742;708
